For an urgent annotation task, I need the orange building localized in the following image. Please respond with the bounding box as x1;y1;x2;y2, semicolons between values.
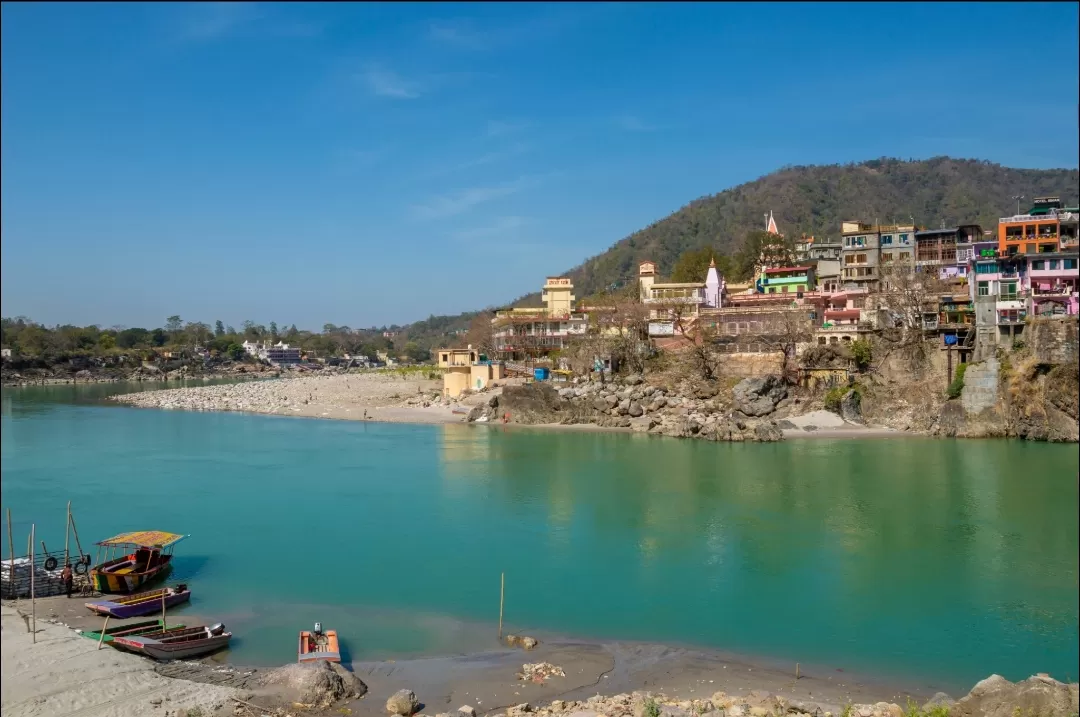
997;196;1079;255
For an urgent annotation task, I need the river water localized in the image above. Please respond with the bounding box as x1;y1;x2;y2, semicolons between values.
1;382;1077;690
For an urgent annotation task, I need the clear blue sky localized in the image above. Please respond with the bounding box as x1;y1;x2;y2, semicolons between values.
2;2;1078;330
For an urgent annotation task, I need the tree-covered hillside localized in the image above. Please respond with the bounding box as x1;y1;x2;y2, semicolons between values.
563;157;1079;296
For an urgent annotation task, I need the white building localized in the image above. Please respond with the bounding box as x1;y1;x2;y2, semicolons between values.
242;340;302;365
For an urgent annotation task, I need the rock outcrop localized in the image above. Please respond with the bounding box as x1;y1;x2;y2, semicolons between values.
387;688;420;716
950;673;1078;717
257;661;367;708
467;375;786;442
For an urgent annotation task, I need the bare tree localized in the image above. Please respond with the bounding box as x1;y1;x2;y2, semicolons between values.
762;308;815;383
461;311;496;356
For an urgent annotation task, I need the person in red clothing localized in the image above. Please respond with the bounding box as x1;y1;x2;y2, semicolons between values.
61;564;74;598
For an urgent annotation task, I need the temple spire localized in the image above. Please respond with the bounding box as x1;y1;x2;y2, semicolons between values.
766;210;780;236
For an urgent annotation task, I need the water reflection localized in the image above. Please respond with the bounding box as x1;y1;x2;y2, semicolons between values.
436;426;1078;685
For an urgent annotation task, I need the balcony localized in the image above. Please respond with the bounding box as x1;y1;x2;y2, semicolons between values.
997;314;1026;325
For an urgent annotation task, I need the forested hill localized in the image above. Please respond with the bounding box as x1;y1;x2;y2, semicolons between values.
564;157;1078;296
401;157;1078;342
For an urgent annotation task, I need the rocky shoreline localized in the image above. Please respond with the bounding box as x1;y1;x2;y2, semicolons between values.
4;603;1076;717
465;374;868;442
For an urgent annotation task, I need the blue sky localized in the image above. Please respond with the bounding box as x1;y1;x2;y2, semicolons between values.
2;2;1078;330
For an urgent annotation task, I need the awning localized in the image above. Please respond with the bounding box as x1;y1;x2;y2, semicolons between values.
96;531;186;548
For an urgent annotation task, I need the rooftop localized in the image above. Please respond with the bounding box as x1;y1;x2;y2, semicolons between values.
764;266;812;274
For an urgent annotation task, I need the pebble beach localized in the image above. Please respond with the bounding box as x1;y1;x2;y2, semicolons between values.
109;372;477;424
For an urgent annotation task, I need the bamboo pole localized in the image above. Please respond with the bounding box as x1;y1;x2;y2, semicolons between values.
97;616;110;650
7;509;15;605
64;501;71;569
69;510;85;564
30;524;36;644
161;590;167;631
498;572;505;639
796;662;801;680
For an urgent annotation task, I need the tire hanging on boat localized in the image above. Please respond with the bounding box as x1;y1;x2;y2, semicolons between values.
73;561;88;575
44;557;58;571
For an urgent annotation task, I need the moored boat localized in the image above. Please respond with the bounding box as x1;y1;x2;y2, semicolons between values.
298;622;340;663
89;531;187;594
85;584;191;618
113;623;231;660
79;619;186;644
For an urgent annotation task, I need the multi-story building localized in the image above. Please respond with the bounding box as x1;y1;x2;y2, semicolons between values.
840;221;916;290
997;196;1080;255
491;277;588;360
241;340;302;365
638;259;723;336
914;225;983;280
758;266;815;295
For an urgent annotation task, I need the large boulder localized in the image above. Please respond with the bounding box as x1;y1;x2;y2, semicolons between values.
732;376;787;417
257;661;367;708
950;674;1078;717
387;688;420;716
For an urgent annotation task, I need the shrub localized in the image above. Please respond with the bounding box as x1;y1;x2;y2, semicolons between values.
824;383;859;412
946;362;967;399
850;338;873;371
642;700;661;717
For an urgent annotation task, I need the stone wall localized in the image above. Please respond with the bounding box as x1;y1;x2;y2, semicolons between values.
961;358;1000;414
1027;316;1079;365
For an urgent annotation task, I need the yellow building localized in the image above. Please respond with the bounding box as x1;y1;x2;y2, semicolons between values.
492;277;588;360
436;347;505;398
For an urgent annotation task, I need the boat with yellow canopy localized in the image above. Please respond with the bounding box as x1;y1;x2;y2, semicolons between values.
89;531;187;594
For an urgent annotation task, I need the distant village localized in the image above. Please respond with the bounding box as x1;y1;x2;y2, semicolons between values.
433;195;1078;398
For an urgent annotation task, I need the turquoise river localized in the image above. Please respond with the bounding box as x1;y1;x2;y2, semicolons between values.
1;382;1077;692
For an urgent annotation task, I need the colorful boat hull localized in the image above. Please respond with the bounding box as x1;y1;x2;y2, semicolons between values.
85;586;191;618
79;619;185;644
90;556;173;594
113;625;231;660
298;630;341;663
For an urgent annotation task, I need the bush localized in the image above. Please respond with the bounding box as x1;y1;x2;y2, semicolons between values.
850;338;873;371
642;700;661;717
824;383;859;412
946;362;967;399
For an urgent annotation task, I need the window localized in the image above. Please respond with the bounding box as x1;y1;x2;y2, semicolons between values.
975;262;997;274
1032;260;1046;270
1049;260;1059;270
881;235;893;245
977;281;989;296
882;252;893;263
899;233;910;243
1001;282;1017;299
1065;259;1078;269
1024;243;1035;254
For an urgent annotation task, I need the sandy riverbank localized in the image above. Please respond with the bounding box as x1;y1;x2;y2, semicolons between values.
1;603;243;717
109;372;480;425
3;598;933;717
109;374;904;440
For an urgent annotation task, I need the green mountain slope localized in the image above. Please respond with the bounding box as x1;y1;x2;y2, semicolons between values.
401;156;1078;344
565;156;1078;296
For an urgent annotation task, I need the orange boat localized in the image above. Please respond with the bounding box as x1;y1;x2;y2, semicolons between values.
298;623;340;663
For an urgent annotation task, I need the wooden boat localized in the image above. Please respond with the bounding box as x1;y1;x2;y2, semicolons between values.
85;584;191;618
298;624;340;663
79;619;186;644
113;624;231;660
89;531;187;594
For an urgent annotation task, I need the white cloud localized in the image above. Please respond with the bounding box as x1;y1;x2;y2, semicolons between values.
428;20;489;50
410;176;540;220
451;216;527;241
180;2;259;41
360;66;421;100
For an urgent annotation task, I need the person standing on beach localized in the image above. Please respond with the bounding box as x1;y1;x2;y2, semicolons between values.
61;564;73;598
